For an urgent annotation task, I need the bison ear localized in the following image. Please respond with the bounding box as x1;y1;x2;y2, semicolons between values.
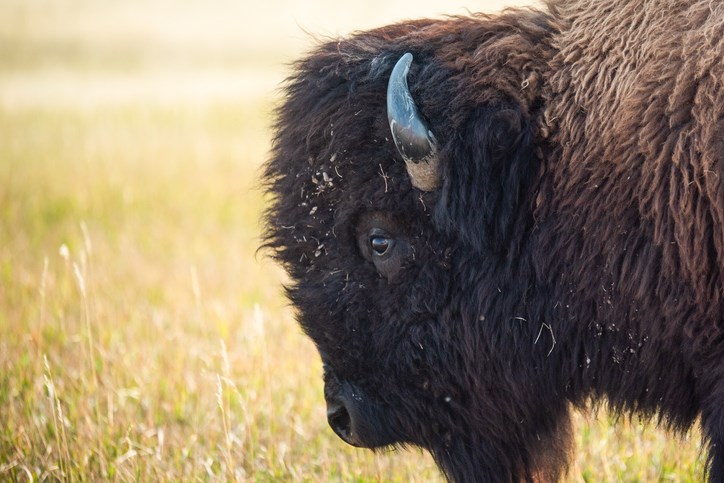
433;105;539;254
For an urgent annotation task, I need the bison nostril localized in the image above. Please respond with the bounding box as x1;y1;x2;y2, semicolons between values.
327;399;353;440
324;383;399;448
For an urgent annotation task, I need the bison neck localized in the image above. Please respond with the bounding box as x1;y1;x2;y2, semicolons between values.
538;0;722;318
530;0;722;431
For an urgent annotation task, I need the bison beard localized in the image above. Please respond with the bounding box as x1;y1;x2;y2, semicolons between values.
263;0;724;481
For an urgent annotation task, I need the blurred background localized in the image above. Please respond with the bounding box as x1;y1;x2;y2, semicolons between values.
0;0;704;480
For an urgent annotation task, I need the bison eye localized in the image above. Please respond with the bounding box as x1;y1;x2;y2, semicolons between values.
356;217;409;281
370;235;392;255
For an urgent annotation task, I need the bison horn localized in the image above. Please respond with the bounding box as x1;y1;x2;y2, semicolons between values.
387;53;440;191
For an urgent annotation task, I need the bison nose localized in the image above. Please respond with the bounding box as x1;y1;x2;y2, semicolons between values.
324;379;400;448
326;392;364;447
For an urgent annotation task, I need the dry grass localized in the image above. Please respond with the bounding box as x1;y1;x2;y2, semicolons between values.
0;1;706;481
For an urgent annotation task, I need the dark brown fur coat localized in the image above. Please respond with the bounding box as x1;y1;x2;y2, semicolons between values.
264;0;723;480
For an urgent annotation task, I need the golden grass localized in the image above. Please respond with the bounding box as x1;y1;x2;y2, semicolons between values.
0;101;442;481
0;1;706;481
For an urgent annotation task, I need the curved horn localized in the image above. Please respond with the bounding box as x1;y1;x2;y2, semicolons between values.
387;53;440;191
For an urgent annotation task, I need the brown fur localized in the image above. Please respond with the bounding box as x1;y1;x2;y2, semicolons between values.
541;0;724;310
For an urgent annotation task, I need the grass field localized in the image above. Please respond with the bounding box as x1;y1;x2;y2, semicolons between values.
0;1;706;481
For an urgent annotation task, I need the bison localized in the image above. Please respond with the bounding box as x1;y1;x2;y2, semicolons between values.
263;0;723;480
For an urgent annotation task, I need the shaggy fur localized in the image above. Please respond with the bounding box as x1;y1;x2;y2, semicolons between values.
263;0;723;480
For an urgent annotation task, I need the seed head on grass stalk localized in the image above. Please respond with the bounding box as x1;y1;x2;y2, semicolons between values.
43;354;71;479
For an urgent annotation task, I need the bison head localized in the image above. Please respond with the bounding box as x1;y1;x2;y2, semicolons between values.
264;12;571;481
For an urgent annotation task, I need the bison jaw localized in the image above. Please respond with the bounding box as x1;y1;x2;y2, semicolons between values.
387;52;441;192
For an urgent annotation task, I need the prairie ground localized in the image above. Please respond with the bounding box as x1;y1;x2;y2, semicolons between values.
0;0;705;481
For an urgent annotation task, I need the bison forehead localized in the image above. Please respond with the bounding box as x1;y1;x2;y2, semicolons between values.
269;104;436;273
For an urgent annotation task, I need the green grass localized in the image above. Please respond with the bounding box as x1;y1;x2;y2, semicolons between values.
0;1;706;481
